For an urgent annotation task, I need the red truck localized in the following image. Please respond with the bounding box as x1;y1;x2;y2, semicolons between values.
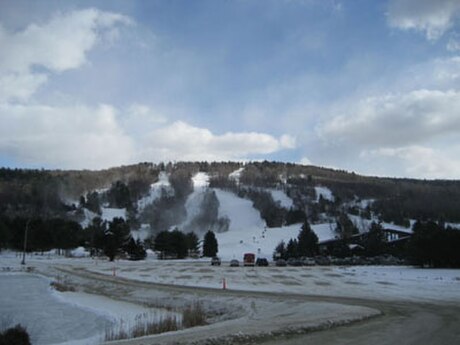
243;253;255;266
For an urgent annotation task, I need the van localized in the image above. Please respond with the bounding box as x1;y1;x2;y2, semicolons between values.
243;253;255;266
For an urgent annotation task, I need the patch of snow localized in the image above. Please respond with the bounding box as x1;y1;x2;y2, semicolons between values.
268;189;293;209
312;222;338;242
179;173;211;231
357;198;374;208
70;247;89;258
446;222;460;229
53;290;181;333
192;172;210;188
315;186;335;202
101;207;126;222
379;219;413;233
228;167;244;184
137;172;173;211
79;208;98;228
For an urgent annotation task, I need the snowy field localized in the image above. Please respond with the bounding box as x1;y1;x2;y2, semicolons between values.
3;253;458;304
1;253;459;345
0;255;181;345
79;259;460;304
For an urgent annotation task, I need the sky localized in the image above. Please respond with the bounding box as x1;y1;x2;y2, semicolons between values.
1;0;460;179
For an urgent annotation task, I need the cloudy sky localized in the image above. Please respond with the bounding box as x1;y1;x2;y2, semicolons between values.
1;0;460;179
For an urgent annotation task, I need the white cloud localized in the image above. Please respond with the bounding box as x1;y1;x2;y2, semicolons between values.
0;72;47;102
280;134;297;149
387;0;460;40
317;89;460;148
0;103;136;169
0;102;295;168
362;146;460;179
0;8;131;102
140;121;295;162
447;37;460;51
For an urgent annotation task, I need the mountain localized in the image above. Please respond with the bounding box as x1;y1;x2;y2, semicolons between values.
1;161;460;260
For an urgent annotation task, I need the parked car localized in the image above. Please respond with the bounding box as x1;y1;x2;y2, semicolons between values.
243;253;255;266
275;259;287;266
314;256;331;266
287;258;302;266
301;257;316;266
211;256;221;266
230;259;240;267
256;258;269;266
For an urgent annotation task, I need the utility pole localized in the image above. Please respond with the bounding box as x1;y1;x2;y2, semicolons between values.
21;219;30;265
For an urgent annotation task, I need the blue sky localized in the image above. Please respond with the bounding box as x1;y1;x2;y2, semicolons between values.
1;0;460;178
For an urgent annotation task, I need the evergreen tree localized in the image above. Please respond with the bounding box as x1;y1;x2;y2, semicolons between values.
273;240;287;260
286;238;298;258
107;181;132;209
104;217;130;261
336;213;358;239
364;222;385;256
185;232;200;257
85;191;101;214
202;230;218;257
124;237;147;260
170;229;188;259
85;216;106;255
297;221;319;257
154;231;172;259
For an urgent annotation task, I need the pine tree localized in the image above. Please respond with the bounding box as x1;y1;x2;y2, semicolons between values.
185;232;200;257
297;221;319;257
365;222;385;256
104;217;130;261
273;240;287;260
286;238;298;259
202;230;218;257
170;229;187;259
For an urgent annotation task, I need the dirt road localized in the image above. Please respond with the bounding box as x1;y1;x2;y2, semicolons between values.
51;265;460;345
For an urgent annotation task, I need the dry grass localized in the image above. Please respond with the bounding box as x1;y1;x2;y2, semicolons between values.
50;275;75;292
105;302;207;341
182;302;207;328
105;314;179;341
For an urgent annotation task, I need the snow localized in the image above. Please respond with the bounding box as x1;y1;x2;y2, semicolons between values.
0;256;181;345
79;208;98;228
312;222;338;242
214;189;267;259
268;189;293;209
101;207;126;221
180;172;213;231
228;167;244;184
70;246;89;258
1;252;459;345
0;273;110;345
192;172;210;188
74;259;460;304
315;186;334;202
211;188;337;259
137;171;173;211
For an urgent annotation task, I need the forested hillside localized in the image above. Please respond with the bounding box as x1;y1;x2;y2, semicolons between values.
1;161;459;267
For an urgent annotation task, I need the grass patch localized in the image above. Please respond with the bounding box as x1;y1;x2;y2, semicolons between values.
105;302;207;341
50;275;75;292
182;302;207;328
